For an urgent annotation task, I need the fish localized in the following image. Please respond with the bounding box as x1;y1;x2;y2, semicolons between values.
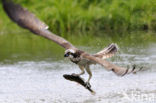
63;74;95;94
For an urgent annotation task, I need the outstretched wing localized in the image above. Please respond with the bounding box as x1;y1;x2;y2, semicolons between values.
2;0;76;50
93;43;118;59
81;52;142;76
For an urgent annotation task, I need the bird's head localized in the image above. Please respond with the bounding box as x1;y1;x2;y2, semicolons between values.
64;49;77;59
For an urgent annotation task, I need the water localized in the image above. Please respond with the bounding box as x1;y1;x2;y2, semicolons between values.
0;44;156;103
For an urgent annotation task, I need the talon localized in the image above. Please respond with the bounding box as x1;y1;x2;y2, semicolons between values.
85;82;91;88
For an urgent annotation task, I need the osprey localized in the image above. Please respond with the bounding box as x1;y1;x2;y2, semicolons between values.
2;0;142;87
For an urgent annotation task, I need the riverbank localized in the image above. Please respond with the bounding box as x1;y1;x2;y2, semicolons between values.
0;0;156;36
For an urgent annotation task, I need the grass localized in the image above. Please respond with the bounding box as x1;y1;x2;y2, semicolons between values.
0;0;156;36
0;0;156;63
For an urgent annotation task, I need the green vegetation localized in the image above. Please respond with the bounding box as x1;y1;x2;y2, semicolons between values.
0;0;156;63
0;0;156;36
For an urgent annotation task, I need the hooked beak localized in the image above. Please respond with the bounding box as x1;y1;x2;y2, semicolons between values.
64;54;69;57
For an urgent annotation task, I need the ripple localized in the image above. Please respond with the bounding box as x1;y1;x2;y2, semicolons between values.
0;46;156;103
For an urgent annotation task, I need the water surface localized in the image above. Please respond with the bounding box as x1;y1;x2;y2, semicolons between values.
0;42;155;103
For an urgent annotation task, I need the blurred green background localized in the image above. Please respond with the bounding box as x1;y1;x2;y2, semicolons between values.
0;0;156;63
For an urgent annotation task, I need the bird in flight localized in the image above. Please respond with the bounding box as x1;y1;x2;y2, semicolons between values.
2;0;142;87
